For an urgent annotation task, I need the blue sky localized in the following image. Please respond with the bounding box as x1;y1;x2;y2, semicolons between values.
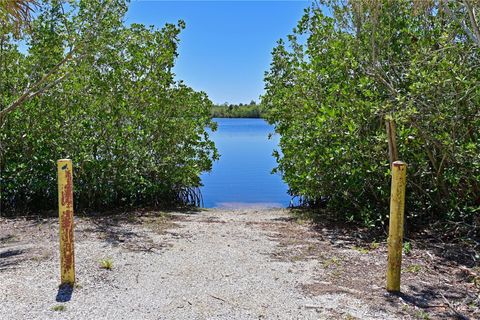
126;1;311;104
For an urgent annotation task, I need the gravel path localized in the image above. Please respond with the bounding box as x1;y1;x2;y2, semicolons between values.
1;208;399;319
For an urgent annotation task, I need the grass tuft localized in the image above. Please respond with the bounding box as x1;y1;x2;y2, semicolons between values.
405;264;422;273
403;242;412;255
51;305;66;312
100;258;113;270
323;256;341;268
352;246;370;254
369;241;380;250
415;310;430;320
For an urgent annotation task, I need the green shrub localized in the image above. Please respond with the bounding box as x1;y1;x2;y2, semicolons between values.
0;1;218;213
262;1;479;226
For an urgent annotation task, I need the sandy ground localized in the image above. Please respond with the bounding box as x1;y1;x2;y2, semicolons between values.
0;208;478;319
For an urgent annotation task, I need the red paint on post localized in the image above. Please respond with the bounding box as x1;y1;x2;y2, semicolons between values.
61;210;74;273
62;169;73;208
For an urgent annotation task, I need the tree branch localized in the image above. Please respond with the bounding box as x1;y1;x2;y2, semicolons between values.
0;73;69;129
0;48;79;127
463;0;480;45
444;0;480;46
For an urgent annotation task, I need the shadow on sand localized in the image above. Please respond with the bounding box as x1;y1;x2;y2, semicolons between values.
56;284;73;302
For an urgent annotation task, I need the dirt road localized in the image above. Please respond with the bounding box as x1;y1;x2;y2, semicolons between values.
0;208;477;319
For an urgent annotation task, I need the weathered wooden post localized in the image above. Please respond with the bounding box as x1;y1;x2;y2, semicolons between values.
385;118;399;165
57;159;75;285
386;161;407;292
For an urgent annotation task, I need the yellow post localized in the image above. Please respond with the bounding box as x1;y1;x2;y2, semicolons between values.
386;161;407;292
57;159;75;285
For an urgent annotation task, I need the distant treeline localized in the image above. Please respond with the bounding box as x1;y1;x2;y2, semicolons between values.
211;101;266;118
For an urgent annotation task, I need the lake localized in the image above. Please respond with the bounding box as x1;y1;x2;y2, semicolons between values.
200;118;291;208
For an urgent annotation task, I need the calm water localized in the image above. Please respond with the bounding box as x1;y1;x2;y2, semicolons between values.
200;118;291;208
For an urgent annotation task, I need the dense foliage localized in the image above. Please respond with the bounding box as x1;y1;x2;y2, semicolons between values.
263;0;479;226
0;0;218;213
211;101;266;118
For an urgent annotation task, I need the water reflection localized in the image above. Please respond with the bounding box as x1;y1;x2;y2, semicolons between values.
200;118;291;208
